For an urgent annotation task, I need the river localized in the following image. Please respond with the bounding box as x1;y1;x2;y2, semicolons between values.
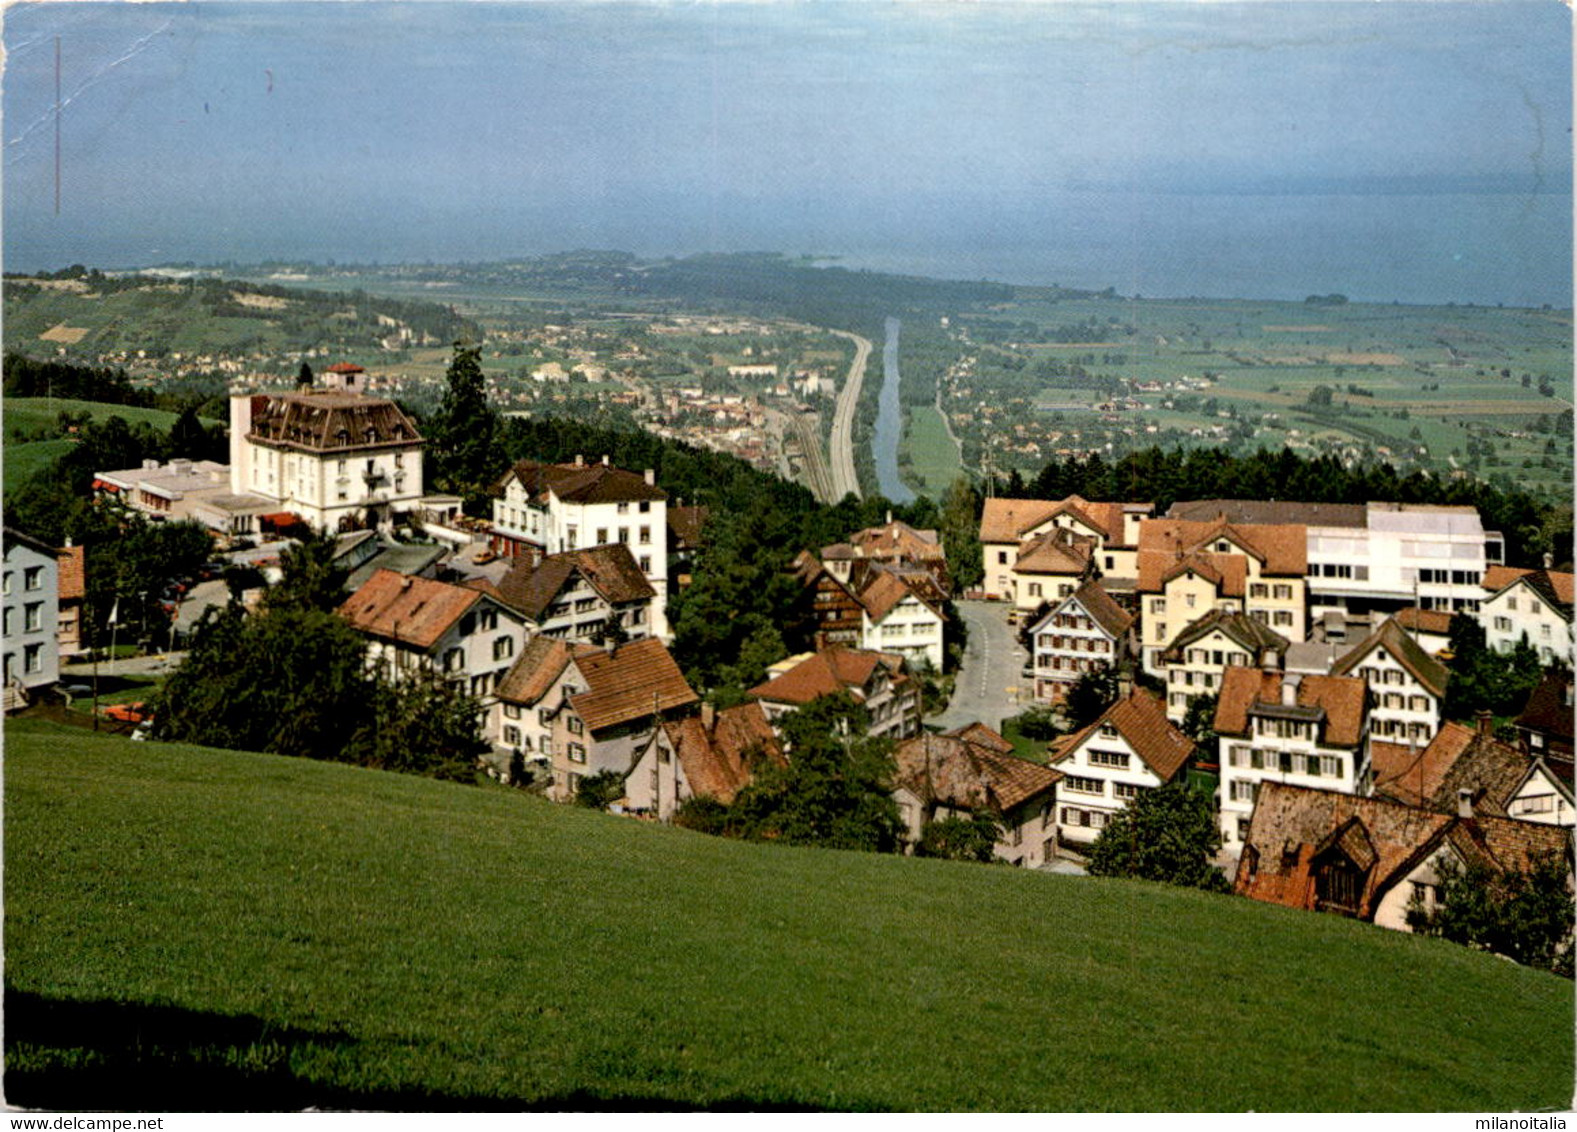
873;316;914;505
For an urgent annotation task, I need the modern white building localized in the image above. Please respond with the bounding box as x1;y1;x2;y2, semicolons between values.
1214;667;1371;847
3;529;60;709
229;364;426;534
489;455;670;640
1169;500;1503;619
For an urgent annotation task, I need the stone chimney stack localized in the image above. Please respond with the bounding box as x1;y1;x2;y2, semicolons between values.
701;702;716;732
644;468;655;486
1457;788;1475;819
574;454;584;467
1476;709;1493;737
602;454;610;466
1281;674;1300;706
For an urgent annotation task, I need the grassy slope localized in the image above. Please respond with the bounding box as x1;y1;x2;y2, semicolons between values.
5;719;1572;1111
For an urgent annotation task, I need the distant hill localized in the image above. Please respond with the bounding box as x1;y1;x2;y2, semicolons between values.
6;718;1570;1111
2;271;479;365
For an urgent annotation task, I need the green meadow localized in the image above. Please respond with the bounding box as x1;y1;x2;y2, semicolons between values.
899;404;964;497
6;719;1571;1111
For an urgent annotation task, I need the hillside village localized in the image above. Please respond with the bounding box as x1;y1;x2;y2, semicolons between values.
4;358;1572;967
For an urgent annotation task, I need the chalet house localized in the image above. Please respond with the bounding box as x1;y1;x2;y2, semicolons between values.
490;636;698;805
978;495;1151;600
487;455;670;639
892;724;1063;867
792;551;865;651
1136;518;1307;675
1159;608;1288;723
1479;567;1573;665
1372;716;1574;829
1234;781;1572;932
57;543;86;660
1214;668;1370;847
339;568;531;699
3;528;60;710
1331;617;1447;744
748;646;921;743
659;701;785;811
1049;691;1194;850
1027;580;1134;706
229;365;427;533
491;544;656;645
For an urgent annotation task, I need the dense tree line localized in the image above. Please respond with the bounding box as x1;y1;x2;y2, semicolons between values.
4;353;154;408
1010;446;1569;570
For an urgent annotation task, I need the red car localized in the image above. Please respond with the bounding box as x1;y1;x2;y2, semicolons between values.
104;702;152;724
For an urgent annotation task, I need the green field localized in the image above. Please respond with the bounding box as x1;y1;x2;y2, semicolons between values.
900;404;964;497
4;439;75;493
6;719;1571;1111
5;396;191;434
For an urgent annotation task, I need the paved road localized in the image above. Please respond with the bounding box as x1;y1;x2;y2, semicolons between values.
826;329;871;501
61;652;188;679
928;599;1030;733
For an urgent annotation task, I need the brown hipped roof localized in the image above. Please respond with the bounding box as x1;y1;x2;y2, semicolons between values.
943;721;1016;755
339;568;483;650
894;731;1063;815
1057;691;1195;782
979;498;1065;545
248;391;422;453
747;646;906;706
664;702;784;804
858;568;941;623
498;458;667;505
568;638;699;733
1393;607;1455;637
1332;617;1449;699
1136;551;1248;597
1161;607;1288;663
1032;580;1133;638
850;518;945;562
494;544;654;621
1013;529;1094;576
1481;565;1534;593
1214;668;1368;748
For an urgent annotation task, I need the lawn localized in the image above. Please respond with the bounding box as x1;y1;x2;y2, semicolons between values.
6;720;1571;1111
899;404;963;499
4;438;75;493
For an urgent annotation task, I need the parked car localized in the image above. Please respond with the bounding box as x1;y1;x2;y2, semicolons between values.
104;702;152;724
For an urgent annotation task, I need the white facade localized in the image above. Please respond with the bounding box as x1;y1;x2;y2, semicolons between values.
1345;646;1441;744
1505;764;1575;827
1029;596;1124;705
1052;722;1169;848
1306;504;1498;619
1219;712;1369;846
229;392;426;533
1481;577;1572;665
1163;626;1257;722
363;599;530;701
863;594;944;672
3;534;60;701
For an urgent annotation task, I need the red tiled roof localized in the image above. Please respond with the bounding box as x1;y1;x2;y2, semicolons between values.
1482;565;1533;593
1137;518;1307;578
747;646;904;706
338;568;483;650
1214;668;1368;748
325;362;364;374
495;544;653;621
496;636;577;705
1161;607;1288;663
664;702;784;804
499;458;666;505
850;519;945;562
1137;550;1248;597
56;545;86;602
1013;529;1094;576
1393;607;1455;636
857;568;940;623
943;722;1015;754
1057;691;1194;782
1370;722;1474;809
894;732;1063;815
568;638;698;733
979;498;1064;545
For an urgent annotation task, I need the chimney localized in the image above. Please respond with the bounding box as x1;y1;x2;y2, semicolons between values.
1543;552;1553;569
1281;674;1300;706
1457;788;1475;819
602;454;610;466
886;510;893;525
574;454;584;467
701;702;716;732
1475;709;1493;737
644;468;655;486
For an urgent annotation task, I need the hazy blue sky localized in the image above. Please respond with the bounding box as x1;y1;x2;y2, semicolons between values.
4;1;1570;303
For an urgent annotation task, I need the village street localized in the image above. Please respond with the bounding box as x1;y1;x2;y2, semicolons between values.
928;599;1028;733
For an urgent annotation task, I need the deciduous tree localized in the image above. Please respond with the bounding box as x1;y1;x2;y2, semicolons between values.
1086;780;1228;892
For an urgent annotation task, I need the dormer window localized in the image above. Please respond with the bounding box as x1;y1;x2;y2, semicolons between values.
365;428;380;444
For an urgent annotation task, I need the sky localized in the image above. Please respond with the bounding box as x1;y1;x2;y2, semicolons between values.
3;0;1571;304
